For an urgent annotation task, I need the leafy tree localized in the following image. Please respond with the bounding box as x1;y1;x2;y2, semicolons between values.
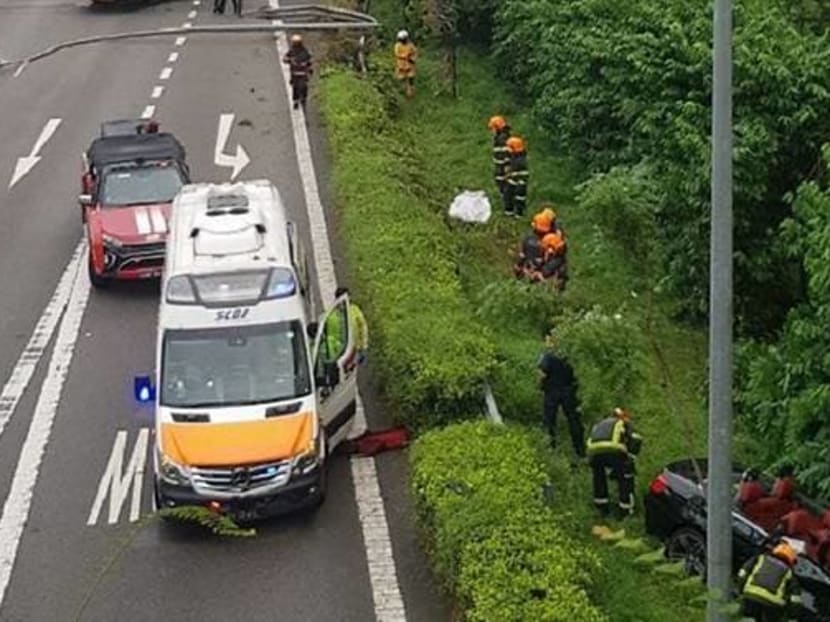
738;146;830;496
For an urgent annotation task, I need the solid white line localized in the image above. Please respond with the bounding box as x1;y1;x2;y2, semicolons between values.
159;67;173;81
188;9;197;18
0;250;90;607
175;36;187;46
141;105;155;119
271;2;406;620
0;241;84;443
167;52;179;63
151;86;164;99
13;62;26;78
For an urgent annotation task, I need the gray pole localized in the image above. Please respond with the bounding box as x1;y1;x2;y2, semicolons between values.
707;0;733;620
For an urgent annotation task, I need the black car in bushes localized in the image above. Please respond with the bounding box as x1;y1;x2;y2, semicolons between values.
644;458;830;621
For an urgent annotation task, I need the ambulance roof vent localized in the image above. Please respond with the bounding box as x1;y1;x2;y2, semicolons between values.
190;192;266;257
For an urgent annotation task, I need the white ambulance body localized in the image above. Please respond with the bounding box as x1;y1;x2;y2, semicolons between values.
150;180;357;519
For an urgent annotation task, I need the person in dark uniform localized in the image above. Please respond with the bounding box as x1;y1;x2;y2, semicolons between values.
283;34;313;109
586;407;642;517
537;333;585;461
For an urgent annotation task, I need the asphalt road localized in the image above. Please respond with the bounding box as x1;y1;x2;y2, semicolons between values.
0;1;448;620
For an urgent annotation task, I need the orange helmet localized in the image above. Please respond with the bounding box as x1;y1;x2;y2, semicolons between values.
613;407;632;421
539;204;557;222
541;232;565;255
772;543;798;566
506;136;526;154
532;211;552;234
488;115;506;132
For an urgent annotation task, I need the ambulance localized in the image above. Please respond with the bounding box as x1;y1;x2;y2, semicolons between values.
145;180;357;520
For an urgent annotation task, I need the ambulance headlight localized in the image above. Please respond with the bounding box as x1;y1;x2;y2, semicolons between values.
165;275;197;304
292;435;322;477
157;449;190;486
265;268;297;299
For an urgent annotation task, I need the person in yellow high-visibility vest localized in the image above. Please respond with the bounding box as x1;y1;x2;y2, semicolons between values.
324;287;369;365
394;30;418;98
737;542;802;621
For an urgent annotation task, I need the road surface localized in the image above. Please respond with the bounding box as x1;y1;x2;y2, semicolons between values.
0;1;447;620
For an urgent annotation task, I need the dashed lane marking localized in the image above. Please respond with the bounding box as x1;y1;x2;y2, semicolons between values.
151;86;164;99
159;67;172;80
187;9;197;18
270;2;407;620
141;105;155;119
0;249;90;607
167;52;179;63
175;36;187;46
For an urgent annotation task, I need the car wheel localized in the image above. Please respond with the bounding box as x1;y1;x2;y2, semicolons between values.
88;254;108;289
666;526;707;577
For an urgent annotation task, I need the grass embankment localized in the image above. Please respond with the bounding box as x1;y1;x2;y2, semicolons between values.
318;43;711;621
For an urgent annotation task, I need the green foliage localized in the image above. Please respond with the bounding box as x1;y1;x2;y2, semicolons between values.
159;506;256;537
492;0;830;334
411;421;607;621
552;305;649;418
318;68;497;427
576;164;663;285
738;158;830;496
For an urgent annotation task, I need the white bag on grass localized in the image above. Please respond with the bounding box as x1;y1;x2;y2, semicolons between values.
448;190;491;224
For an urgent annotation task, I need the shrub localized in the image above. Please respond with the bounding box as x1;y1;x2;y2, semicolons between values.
551;305;649;419
738;156;830;496
411;420;607;621
319;69;497;427
576;164;663;286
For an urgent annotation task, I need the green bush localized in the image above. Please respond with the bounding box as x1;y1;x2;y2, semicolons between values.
319;69;497;427
576;164;663;285
738;151;830;496
411;421;607;621
551;305;649;419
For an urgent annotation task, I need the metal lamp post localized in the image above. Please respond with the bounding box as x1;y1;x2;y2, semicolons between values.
707;0;734;620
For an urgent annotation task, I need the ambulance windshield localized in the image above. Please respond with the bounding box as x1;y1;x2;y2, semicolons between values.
160;321;311;408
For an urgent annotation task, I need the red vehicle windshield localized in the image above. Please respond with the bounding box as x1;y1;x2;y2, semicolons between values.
99;164;184;207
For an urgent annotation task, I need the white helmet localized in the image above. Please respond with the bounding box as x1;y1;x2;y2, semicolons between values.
397;29;409;41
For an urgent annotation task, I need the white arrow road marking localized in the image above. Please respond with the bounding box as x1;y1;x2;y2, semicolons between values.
214;113;250;181
0;249;90;608
8;118;61;189
0;241;84;444
87;429;149;526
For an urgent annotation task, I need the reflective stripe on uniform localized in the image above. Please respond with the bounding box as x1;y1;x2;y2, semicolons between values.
743;556;792;607
587;418;627;456
594;497;609;505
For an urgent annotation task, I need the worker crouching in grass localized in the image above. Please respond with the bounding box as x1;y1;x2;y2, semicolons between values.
586;407;643;518
514;205;568;290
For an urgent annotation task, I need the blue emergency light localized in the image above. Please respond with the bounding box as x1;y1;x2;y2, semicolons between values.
134;375;156;404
